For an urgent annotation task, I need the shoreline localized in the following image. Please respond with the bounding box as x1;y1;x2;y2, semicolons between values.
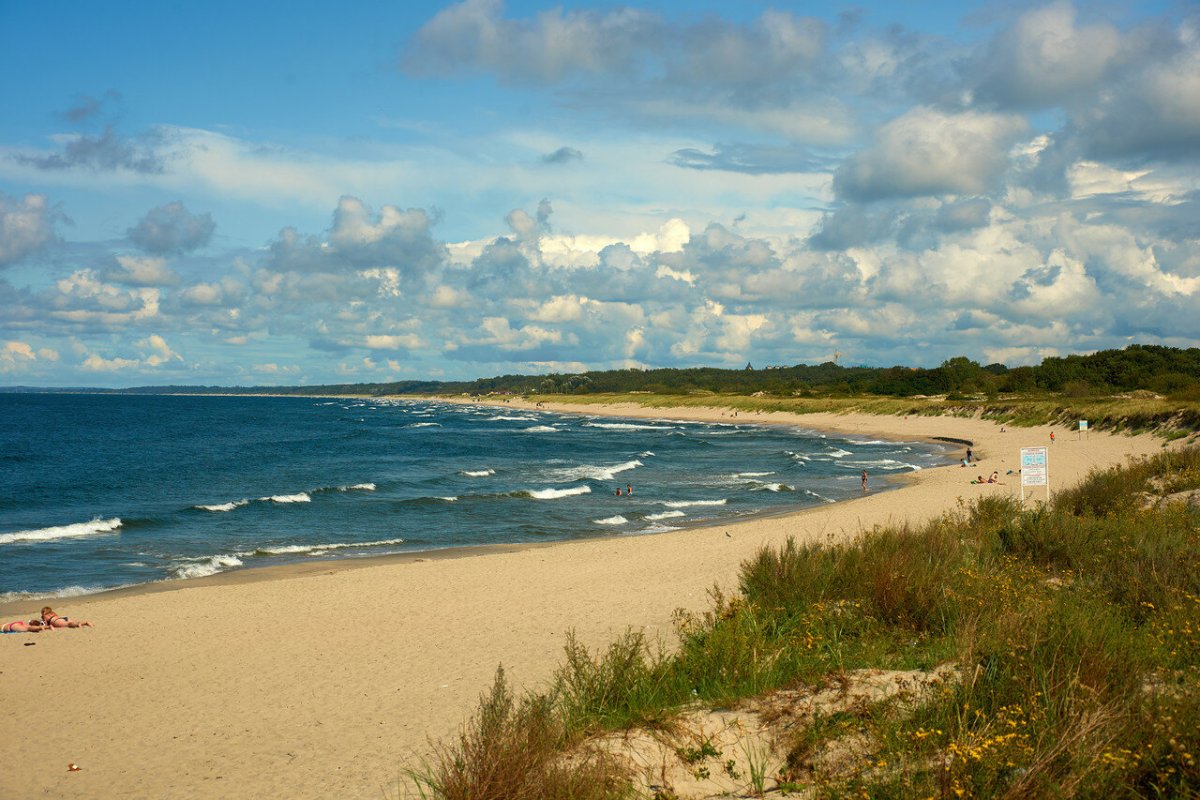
0;398;949;615
0;401;1169;800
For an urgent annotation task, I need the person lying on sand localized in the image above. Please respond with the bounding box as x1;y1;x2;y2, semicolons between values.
2;619;48;633
988;471;1003;484
41;606;92;628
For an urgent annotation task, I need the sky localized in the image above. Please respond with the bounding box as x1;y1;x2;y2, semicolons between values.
1;0;1198;387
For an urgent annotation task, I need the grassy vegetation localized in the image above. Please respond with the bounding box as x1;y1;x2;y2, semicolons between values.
408;447;1200;799
518;391;1200;438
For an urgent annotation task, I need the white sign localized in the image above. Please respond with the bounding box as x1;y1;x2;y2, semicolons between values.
1079;420;1088;431
1020;446;1050;503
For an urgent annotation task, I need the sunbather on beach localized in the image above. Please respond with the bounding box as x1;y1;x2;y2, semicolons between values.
2;619;47;633
41;606;92;628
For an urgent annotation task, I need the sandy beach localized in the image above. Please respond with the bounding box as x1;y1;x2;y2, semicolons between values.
0;401;1169;799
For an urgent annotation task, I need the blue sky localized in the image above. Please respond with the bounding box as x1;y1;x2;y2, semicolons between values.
1;1;1197;386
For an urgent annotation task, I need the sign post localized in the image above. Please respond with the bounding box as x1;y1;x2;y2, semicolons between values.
1020;446;1050;505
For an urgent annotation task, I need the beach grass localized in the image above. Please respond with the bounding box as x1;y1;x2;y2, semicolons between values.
516;392;1200;438
411;447;1200;798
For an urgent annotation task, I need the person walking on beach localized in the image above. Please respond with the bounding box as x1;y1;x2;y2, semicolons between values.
965;447;973;464
861;469;869;492
1050;431;1056;444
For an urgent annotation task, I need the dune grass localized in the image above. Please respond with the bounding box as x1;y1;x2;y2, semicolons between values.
517;392;1200;438
408;448;1200;799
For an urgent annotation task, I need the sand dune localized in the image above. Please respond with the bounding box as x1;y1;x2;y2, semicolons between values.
0;401;1167;799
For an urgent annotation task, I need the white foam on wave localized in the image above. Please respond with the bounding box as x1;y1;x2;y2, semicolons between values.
827;448;853;458
195;499;250;512
0;517;123;546
751;483;794;492
527;486;592;500
462;468;495;477
846;458;922;471
594;515;628;525
548;459;642;482
247;537;407;556
1;583;136;604
661;499;727;508
408;422;441;428
640;523;683;534
584;421;675;431
804;489;836;503
438;496;459;502
736;471;774;478
489;415;537;422
646;510;685;521
523;425;559;433
171;554;243;580
261;493;311;503
339;483;376;491
640;451;655;457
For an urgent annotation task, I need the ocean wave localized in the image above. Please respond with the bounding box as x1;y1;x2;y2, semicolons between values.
0;583;135;603
195;499;250;512
661;499;727;508
548;459;642;482
339;483;376;491
246;537;407;557
846;458;923;471
408;422;441;428
640;523;683;534
827;448;853;458
640;451;655;457
438;496;458;502
751;482;794;492
0;517;123;546
171;554;243;580
593;515;628;525
735;471;774;478
260;493;311;503
461;468;495;477
523;425;559;433
583;421;675;431
488;415;537;422
804;489;836;503
526;486;592;500
646;510;685;521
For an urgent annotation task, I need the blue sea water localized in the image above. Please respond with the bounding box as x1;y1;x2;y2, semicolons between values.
0;394;951;600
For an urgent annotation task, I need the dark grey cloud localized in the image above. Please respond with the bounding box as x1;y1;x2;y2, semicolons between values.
833;108;1027;202
669;143;834;175
542;146;582;164
266;196;448;278
17;125;166;174
970;3;1121;110
0;192;58;267
128;202;216;254
808;204;903;251
935;198;992;232
62;90;122;123
402;0;661;83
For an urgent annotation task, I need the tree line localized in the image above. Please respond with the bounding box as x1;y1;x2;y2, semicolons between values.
17;343;1192;399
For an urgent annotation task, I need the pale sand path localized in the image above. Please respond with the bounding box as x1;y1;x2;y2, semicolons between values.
0;401;1168;799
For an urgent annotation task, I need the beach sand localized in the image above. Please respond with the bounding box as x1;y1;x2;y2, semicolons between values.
0;402;1169;799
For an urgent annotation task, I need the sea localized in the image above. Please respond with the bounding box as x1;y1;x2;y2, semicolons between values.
0;394;952;601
